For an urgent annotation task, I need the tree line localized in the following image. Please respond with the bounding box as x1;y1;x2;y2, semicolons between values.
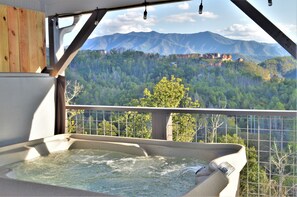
66;50;297;110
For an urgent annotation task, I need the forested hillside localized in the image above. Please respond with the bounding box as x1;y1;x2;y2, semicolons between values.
66;50;297;110
260;56;297;79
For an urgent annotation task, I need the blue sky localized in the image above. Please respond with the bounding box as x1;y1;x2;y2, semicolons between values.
60;0;297;46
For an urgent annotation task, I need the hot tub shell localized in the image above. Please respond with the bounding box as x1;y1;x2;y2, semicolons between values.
0;134;246;196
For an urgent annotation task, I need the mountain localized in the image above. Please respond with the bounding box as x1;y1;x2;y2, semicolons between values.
82;31;288;58
259;56;297;79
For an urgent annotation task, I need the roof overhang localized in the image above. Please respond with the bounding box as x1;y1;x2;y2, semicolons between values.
0;0;190;17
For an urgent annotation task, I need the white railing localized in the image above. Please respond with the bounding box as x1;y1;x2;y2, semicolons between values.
66;105;297;196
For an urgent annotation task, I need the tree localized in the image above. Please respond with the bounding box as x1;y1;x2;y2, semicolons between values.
143;76;199;142
117;111;151;138
172;113;197;142
140;76;195;107
208;113;225;143
218;134;269;196
97;120;118;136
269;141;297;196
65;80;84;133
129;76;200;142
65;80;84;105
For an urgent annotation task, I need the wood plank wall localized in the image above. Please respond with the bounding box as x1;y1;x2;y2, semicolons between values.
0;4;46;72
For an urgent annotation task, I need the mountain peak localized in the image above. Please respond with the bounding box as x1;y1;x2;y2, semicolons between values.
82;31;288;57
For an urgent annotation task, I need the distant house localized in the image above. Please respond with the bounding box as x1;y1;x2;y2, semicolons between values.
203;53;214;59
237;58;244;62
221;54;232;61
173;53;202;59
98;50;107;55
213;53;221;58
203;53;221;59
171;53;232;65
178;54;188;58
190;53;203;58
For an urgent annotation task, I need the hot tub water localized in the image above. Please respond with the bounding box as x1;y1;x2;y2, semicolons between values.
5;149;206;197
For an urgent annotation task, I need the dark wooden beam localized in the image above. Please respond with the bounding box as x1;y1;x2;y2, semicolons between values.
48;16;57;69
231;0;296;59
50;9;107;77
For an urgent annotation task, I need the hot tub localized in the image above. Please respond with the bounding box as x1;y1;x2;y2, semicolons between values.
0;134;246;196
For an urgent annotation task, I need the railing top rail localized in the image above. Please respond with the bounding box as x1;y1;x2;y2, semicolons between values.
66;105;297;117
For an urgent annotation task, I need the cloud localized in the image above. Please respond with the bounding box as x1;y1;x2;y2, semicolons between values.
92;11;156;37
275;23;297;42
166;12;197;23
220;23;297;43
61;10;157;45
166;11;218;23
178;2;189;10
220;23;275;43
199;11;218;19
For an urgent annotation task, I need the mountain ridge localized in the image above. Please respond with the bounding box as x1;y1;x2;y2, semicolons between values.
82;31;288;58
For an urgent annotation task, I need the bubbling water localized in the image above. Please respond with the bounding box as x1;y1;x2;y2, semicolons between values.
5;149;206;197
